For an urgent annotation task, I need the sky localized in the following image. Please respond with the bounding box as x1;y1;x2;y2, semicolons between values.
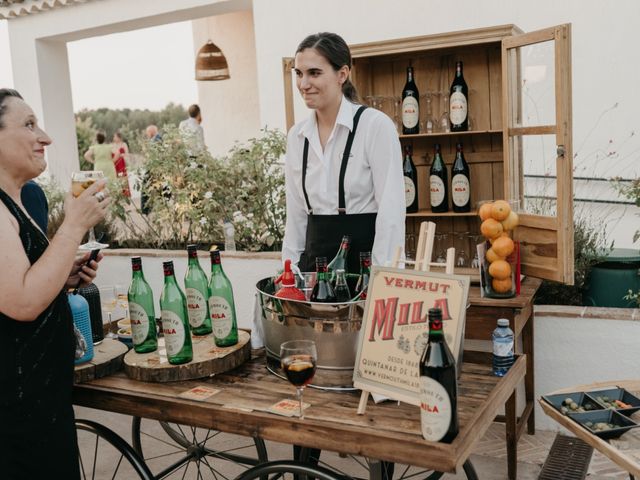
0;19;199;111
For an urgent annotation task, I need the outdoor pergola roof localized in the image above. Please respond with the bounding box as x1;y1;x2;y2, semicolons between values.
0;0;93;20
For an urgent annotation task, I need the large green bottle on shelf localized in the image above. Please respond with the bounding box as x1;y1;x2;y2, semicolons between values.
449;61;469;132
128;256;157;353
184;245;212;336
401;66;420;134
451;142;471;213
430;143;449;213
403;145;419;213
160;260;193;364
208;250;238;347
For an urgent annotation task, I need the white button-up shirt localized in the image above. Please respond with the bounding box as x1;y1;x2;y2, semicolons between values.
282;96;406;267
179;117;206;155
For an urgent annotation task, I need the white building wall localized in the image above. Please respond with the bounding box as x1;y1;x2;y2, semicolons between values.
192;9;261;157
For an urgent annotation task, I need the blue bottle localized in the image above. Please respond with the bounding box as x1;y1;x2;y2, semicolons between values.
492;318;514;377
68;292;94;364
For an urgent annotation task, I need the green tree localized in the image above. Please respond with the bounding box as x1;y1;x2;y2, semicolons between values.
76;116;97;171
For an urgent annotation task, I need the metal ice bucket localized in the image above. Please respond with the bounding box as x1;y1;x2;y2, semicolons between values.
255;275;365;390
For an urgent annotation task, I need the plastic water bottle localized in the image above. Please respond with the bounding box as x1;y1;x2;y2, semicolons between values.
492;318;514;377
223;220;236;251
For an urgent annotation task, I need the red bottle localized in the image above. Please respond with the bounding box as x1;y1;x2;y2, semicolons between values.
275;260;306;301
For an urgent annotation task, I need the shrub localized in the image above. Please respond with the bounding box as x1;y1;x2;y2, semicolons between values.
103;126;286;251
534;214;613;305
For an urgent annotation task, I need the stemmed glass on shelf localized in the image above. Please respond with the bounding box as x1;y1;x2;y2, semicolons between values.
280;340;317;419
99;285;118;339
70;170;109;251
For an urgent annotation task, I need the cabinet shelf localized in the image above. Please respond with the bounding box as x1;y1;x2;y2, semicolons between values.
399;129;502;140
407;210;478;218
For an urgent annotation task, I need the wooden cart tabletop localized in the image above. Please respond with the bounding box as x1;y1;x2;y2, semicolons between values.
74;350;525;474
539;380;640;477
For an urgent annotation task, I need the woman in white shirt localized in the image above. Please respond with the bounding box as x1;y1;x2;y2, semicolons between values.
282;32;405;274
282;31;403;479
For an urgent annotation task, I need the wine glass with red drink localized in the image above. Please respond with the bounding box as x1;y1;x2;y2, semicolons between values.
280;340;317;419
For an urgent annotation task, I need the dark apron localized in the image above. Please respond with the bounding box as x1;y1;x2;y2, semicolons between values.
297;106;377;274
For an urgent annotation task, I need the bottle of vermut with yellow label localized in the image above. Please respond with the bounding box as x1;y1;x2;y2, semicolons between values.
160;261;193;364
184;245;212;336
128;256;157;353
208;250;238;347
419;308;458;443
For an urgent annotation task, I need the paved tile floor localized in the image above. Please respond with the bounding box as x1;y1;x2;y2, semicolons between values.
75;406;633;479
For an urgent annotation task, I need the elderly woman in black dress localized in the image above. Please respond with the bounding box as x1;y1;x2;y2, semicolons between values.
0;88;110;479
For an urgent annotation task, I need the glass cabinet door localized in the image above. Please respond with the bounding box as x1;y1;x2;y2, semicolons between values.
502;24;574;284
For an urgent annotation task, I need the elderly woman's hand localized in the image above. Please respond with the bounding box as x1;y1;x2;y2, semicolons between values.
63;179;111;235
65;251;104;289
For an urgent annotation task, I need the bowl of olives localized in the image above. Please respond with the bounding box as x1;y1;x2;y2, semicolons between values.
569;409;639;439
543;392;603;415
588;388;640;415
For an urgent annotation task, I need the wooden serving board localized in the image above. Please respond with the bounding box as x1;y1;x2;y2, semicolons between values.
74;338;129;384
123;330;251;383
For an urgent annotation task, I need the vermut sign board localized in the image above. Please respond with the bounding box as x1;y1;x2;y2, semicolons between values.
353;266;470;406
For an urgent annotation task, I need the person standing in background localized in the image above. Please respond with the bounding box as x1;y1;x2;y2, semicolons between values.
145;124;162;142
179;104;206;156
84;132;116;181
111;131;131;197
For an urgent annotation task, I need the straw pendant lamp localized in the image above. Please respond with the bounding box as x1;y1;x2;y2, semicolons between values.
195;40;230;81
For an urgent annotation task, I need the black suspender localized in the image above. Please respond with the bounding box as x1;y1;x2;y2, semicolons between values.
301;105;367;215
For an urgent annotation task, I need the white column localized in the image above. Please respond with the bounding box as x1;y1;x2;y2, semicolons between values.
9;27;78;184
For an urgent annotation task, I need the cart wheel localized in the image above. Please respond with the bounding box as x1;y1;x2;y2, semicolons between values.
235;460;342;480
131;416;268;479
76;418;154;480
296;449;477;480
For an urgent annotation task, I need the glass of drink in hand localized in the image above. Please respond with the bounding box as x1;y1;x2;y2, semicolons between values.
280;340;317;419
71;170;109;251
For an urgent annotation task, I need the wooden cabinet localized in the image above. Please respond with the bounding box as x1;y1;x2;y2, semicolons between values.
283;24;574;285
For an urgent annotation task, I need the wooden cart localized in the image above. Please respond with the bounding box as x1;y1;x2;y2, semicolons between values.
74;349;526;480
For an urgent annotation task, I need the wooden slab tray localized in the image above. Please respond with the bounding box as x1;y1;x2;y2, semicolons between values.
74;338;129;384
124;330;251;383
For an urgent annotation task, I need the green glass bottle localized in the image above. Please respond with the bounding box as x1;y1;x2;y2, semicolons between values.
208;250;238;347
160;260;193;364
328;235;351;281
184;245;212;336
128;256;157;353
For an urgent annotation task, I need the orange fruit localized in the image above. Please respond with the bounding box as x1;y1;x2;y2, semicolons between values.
485;247;503;263
492;277;513;294
492;236;515;258
501;210;520;231
490;200;511;221
488;259;511;280
479;202;494;221
489;231;510;244
480;218;504;239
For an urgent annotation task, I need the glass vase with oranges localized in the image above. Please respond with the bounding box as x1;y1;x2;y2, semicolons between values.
477;200;520;298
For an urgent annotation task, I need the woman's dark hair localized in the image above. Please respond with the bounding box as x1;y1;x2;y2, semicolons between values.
0;88;23;129
96;132;106;144
296;32;359;103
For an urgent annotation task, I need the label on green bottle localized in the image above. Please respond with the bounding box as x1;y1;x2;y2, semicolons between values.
208;296;233;339
129;302;149;346
186;288;207;328
162;310;186;356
